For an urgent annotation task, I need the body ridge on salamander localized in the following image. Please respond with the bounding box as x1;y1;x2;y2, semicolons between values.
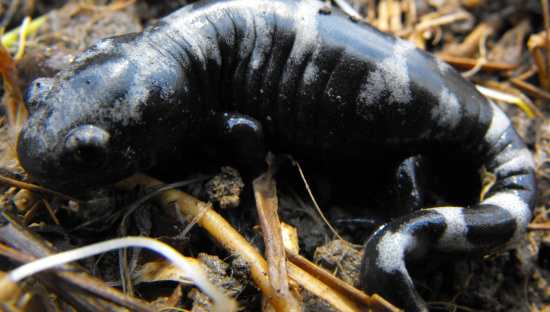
17;0;536;311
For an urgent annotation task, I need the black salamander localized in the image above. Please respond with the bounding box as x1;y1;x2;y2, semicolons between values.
16;0;536;311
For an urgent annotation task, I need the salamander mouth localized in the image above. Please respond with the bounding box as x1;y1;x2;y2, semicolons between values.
26;171;131;191
16;125;134;191
17;152;134;190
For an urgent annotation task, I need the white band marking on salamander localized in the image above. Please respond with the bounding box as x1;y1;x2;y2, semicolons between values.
357;38;416;107
481;192;531;243
375;228;414;273
429;207;474;252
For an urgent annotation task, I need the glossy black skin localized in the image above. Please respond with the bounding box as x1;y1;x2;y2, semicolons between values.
17;1;536;311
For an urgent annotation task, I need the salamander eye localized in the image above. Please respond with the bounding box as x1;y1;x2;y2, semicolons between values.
65;125;110;169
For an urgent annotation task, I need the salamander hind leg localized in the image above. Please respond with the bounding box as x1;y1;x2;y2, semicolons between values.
386;155;427;217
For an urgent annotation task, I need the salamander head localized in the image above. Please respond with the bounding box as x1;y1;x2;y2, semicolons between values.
16;45;172;189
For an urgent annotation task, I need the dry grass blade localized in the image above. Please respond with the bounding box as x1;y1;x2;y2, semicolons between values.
528;223;550;230
528;30;550;92
510;77;550;105
253;158;302;311
476;85;537;118
437;55;518;71
0;175;82;202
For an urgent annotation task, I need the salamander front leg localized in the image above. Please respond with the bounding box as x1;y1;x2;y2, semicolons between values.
200;112;267;178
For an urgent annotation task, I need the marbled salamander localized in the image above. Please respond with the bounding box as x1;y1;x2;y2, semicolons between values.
16;0;536;311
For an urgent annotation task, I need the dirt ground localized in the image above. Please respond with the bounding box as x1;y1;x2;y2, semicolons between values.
0;0;550;311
